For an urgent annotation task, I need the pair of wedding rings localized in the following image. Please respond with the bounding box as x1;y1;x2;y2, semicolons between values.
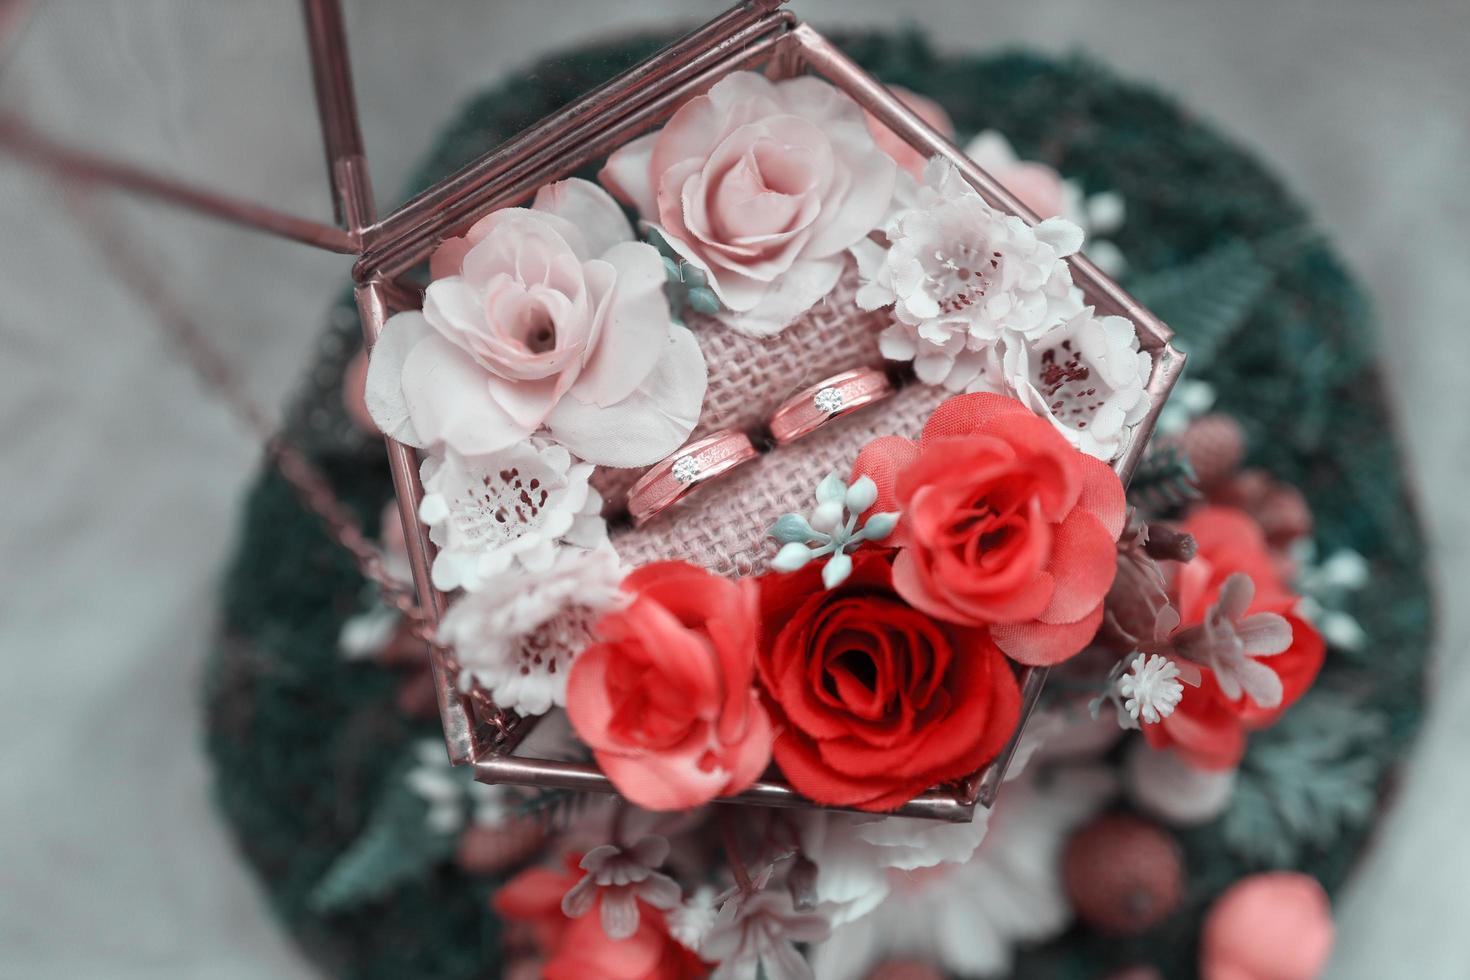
627;366;895;526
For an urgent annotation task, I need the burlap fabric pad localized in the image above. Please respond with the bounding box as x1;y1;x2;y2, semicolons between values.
597;266;948;576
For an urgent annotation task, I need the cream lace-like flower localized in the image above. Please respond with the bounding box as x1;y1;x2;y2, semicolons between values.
855;158;1084;391
974;306;1153;461
419;438;606;593
1118;653;1186;725
437;544;624;716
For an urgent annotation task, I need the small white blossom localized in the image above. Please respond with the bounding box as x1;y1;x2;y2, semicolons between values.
1293;542;1369;652
404;740;471;835
769;473;899;588
1118;654;1186;726
1154;379;1217;436
402;742;522;835
964;129;1129;276
971;306;1153;461
668;886;721;952
561;835;683;941
419;437;606;593
855;158;1085;391
438;544;625;715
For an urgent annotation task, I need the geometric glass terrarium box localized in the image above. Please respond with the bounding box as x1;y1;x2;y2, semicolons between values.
350;0;1183;824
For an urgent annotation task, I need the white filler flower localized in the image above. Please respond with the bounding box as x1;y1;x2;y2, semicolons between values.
419;437;606;593
437;544;624;715
856;158;1084;391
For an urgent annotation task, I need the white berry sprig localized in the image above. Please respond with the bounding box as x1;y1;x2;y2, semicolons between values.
767;472;900;589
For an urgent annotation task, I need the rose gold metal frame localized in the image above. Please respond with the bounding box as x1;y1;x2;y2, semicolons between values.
2;0;1181;821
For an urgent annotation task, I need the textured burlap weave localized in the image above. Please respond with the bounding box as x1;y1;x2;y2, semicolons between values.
612;382;946;577
590;262;889;511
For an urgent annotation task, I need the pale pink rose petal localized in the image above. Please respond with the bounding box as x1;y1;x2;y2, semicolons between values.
998;162;1069;220
717;253;846;336
601;70;895;338
461;208;586;281
569;242;675;407
363;310;433;447
428;234;473;281
598;130;659;217
545;326;706;467
804;145;897;258
399;331;529;454
532;178;633;259
481;372;561;432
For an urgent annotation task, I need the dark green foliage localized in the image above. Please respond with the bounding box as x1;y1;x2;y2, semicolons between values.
1221;688;1389;868
1127;444;1200;514
310;746;459;914
206;29;1431;980
1128;230;1312;374
511;786;600;831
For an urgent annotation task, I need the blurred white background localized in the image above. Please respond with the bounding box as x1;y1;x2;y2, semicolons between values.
1;1;1466;977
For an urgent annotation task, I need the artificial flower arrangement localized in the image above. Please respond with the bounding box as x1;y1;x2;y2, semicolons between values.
339;57;1352;980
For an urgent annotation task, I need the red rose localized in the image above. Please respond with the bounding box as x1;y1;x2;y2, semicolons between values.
495;863;707;980
1144;506;1326;769
756;549;1021;811
567;561;773;811
852;392;1127;665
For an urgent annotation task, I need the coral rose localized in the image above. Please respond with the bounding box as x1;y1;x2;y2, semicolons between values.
495;862;707;980
852;392;1127;666
601;70;897;336
566;561;773;810
756;549;1021;811
1144;507;1326;770
365;178;705;467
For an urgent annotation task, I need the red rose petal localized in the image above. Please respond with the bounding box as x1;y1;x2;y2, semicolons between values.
1038;509;1120;625
918;391;1032;445
1076;451;1127;539
851;434;921;518
991;603;1105;666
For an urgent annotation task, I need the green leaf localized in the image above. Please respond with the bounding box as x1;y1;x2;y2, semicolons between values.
1127;444;1200;514
1131;229;1312;373
511;786;597;830
310;752;458;914
1220;688;1388;867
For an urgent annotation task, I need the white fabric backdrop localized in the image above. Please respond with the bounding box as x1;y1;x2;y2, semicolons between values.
1;1;1466;977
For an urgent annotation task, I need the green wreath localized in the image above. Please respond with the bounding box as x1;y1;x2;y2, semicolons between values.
206;31;1431;979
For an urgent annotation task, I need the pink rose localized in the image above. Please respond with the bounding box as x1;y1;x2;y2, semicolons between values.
964;130;1074;221
364;178;706;467
601;71;897;336
566;561;773;810
863;86;955;178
